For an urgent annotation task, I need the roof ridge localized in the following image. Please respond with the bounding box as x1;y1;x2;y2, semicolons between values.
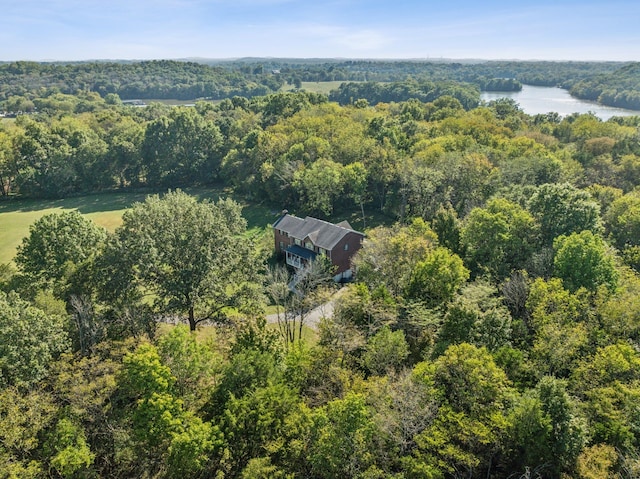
303;215;360;233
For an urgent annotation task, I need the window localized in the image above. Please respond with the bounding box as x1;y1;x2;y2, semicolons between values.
305;241;314;250
344;243;349;251
294;238;301;246
279;241;285;250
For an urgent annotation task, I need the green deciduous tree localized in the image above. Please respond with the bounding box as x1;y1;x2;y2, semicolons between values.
157;325;224;410
604;191;640;269
44;418;94;478
534;376;587;477
219;383;309;477
15;210;107;291
462;198;539;280
309;393;379;478
115;190;262;331
404;246;469;307
506;376;587;478
0;386;57;478
409;343;512;478
362;325;409;376
553;230;618;293
142;107;223;186
118;342;222;477
435;281;513;355
12;117;75;197
293;158;345;216
343;161;369;227
528;182;601;246
0;291;69;386
430;203;462;255
572;343;640;449
353;218;438;298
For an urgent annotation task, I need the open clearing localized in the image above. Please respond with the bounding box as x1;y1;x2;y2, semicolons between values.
0;186;279;264
280;81;351;95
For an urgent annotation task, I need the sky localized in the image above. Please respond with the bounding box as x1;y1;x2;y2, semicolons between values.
2;0;639;62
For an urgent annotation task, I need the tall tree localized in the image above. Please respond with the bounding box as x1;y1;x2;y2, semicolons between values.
15;211;107;291
142;108;223;187
527;183;601;246
115;190;262;331
553;230;619;293
353;218;439;298
462;198;539;280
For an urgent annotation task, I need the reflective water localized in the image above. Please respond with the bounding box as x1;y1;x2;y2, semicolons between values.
480;84;639;121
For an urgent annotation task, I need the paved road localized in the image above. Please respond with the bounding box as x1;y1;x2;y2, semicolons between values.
266;286;345;329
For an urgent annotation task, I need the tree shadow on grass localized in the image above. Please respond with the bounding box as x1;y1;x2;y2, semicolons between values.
0;191;150;215
0;186;282;230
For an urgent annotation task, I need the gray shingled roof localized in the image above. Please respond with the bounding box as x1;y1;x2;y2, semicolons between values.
273;214;364;250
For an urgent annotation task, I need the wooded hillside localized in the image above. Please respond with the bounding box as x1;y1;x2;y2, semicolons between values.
2;72;640;477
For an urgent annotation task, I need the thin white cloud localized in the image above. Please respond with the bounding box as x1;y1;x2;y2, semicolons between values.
1;0;639;61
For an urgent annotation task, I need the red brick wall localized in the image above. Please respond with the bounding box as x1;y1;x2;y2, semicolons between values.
274;224;363;276
330;232;363;274
274;228;293;254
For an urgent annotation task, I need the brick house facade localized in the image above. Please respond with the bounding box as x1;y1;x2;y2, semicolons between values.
273;213;364;281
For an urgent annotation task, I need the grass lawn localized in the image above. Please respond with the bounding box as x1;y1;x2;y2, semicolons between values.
0;185;281;265
0;180;393;265
281;81;352;95
0;191;149;264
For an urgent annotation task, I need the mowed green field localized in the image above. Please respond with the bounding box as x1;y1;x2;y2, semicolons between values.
0;187;279;265
280;81;351;95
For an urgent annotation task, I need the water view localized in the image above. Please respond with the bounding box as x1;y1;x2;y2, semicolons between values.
481;84;640;120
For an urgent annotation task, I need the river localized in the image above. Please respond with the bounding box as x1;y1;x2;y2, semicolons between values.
480;84;639;121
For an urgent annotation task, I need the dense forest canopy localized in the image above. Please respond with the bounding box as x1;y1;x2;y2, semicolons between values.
2;60;640;477
0;60;282;101
571;62;640;110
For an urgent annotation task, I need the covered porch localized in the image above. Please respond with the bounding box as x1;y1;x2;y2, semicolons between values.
285;244;317;270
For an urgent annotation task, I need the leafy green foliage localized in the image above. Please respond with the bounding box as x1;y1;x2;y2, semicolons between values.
405;247;469;307
553;230;619;292
353;218;438;298
0;386;57;478
435;281;513;355
118;342;222;477
410;344;512;478
309;393;379;478
3;63;640;479
0;291;69;386
362;325;409;376
0;60;280;102
45;418;94;478
527;183;602;246
15;210;106;292
115;190;262;330
571;63;640;109
462;198;538;279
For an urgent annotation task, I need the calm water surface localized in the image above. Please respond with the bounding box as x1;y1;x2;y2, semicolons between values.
480;85;639;121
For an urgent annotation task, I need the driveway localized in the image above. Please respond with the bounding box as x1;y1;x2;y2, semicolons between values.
266;286;346;329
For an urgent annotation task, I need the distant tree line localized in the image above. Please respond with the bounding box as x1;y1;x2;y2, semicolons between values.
0;60;283;102
218;58;626;90
571;62;640;110
328;80;481;108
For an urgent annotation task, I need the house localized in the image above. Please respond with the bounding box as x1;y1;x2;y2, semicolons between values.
273;212;365;282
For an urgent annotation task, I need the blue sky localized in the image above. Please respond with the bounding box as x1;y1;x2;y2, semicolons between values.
2;0;639;61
